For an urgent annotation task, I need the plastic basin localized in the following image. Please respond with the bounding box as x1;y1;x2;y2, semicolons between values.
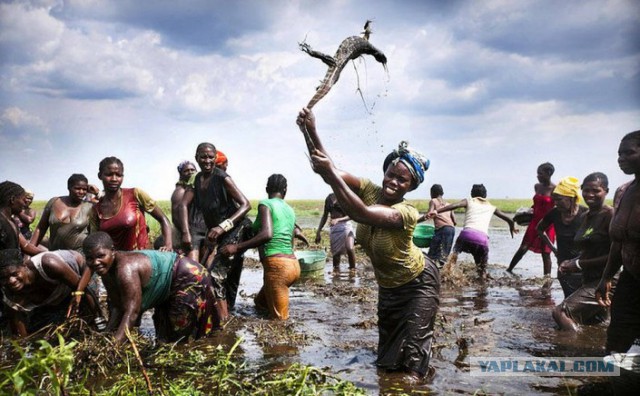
295;250;327;273
413;224;435;248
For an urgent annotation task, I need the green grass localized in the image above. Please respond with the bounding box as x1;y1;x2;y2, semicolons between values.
27;197;614;242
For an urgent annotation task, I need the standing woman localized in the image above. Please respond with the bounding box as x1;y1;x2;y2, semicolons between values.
537;177;587;298
296;108;438;379
177;143;252;322
507;163;556;275
596;130;640;353
221;174;308;320
31;174;94;251
92;157;172;251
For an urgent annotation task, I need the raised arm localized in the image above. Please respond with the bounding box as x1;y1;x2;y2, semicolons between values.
297;108;361;192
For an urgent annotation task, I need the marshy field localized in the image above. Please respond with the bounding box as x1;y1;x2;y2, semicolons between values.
0;199;622;395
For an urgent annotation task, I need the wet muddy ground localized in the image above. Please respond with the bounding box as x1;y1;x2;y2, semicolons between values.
134;215;618;395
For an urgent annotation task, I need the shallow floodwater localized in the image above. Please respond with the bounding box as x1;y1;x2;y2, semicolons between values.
139;216;616;395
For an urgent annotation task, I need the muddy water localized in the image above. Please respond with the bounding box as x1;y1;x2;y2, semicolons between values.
144;217;611;395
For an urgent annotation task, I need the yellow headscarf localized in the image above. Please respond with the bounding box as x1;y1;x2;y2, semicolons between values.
553;177;581;201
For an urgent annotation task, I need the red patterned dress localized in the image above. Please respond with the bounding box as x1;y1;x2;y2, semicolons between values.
522;194;555;253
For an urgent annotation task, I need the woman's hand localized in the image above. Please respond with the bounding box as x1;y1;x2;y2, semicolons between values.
296;107;316;134
310;149;334;178
181;233;193;252
220;244;238;257
595;279;612;307
207;226;224;243
558;259;578;274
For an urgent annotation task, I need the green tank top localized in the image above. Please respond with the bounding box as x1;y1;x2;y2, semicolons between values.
139;250;176;311
252;198;296;257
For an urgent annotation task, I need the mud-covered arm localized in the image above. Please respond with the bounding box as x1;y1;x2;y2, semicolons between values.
113;263;143;344
309;150;404;229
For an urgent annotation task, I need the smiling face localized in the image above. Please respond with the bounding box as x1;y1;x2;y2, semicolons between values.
581;180;608;210
618;138;640;176
195;146;216;174
84;245;116;276
99;163;124;193
381;161;414;204
0;265;28;293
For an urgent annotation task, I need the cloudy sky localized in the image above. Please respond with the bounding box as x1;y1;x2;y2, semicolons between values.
1;0;638;203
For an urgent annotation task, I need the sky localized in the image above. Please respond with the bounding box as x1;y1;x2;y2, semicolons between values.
1;0;639;202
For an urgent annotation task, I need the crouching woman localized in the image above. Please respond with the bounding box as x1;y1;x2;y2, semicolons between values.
82;232;218;343
0;248;102;337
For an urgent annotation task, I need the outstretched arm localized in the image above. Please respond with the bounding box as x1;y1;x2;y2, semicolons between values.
494;209;518;238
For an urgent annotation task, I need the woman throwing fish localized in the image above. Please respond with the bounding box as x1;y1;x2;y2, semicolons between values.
296;107;439;379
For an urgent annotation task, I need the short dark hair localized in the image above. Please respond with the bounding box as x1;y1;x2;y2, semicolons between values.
471;184;487;198
621;130;640;145
67;173;88;189
430;184;443;198
98;157;124;176
0;249;23;272
83;232;115;254
266;174;287;195
582;172;609;189
196;142;216;154
537;162;555;177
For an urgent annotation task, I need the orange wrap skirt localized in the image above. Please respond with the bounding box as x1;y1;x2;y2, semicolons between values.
255;255;301;320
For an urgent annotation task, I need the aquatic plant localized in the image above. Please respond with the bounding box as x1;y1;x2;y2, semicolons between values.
0;333;83;395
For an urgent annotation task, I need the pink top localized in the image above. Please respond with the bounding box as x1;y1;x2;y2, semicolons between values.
431;198;456;229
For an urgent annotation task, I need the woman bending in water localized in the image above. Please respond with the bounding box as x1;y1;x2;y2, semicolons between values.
221;174;308;320
0;248;102;337
552;173;613;331
297;107;438;379
83;232;218;343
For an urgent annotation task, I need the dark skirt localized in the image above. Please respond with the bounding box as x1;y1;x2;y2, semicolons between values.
377;257;440;376
209;217;252;308
607;270;640;353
